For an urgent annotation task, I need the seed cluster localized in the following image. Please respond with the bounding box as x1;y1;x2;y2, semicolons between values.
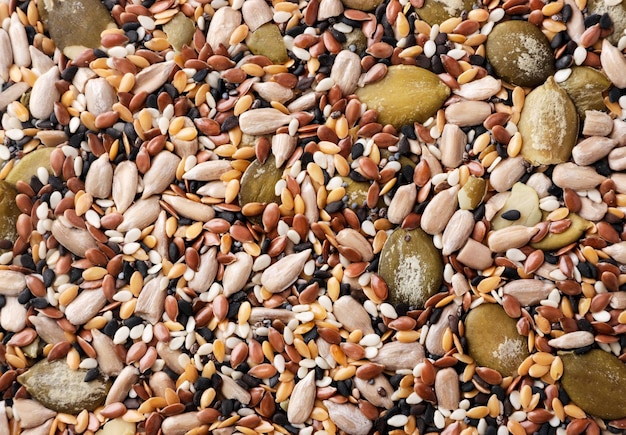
1;0;626;434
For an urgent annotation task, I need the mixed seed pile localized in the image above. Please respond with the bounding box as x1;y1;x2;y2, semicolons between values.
3;0;626;433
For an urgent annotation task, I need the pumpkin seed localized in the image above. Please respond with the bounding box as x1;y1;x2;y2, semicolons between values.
355;65;450;129
518;77;579;165
378;227;443;308
561;349;626;419
486;21;555;88
464;303;529;376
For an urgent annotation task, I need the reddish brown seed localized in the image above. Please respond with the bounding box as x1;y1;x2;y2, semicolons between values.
268;327;285;353
47;341;71;361
370;273;389;300
212;294;228;321
25;275;46;297
414;381;436;402
341;342;366;360
524;249;544;274
355;363;385;380
563;188;581;213
358;157;380;180
248;363;278;379
100;402;127;419
597;221;621;243
566;418;590;435
359;399;380;420
420;359;436;385
0;370;17;392
483;112;510;130
475;366;503;385
7;328;37;347
502;294;522;319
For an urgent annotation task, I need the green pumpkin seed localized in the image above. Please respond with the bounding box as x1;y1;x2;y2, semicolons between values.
378;227;443;308
464;303;529;376
558;66;611;119
5;147;55;186
0;181;20;247
458;176;487;211
341;29;368;54
486;21;555;88
518;76;579;166
246;23;288;64
239;155;283;222
416;0;478;25
17;359;110;414
163;12;195;52
356;65;450;129
561;349;626;419
43;0;115;59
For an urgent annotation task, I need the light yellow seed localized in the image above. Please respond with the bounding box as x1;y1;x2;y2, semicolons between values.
333;365;356;381
307;57;320;74
214;144;237;158
234;94;253;116
5;353;26;369
487;394;500;417
185;221;204;240
563;404;586;419
396;12;410;37
82;267;108;281
176;127;198;141
213;339;225;363
507;132;522;157
439;17;462;34
326;187;346;204
396;330;420;343
457;67;478;85
481;150;499;168
145;37;171;51
532;352;555;365
8;101;29;122
293;322;315;337
507;420;526;435
200;388;216;409
74;409;89;434
66;347;80;370
80;111;97;131
542;18;567;32
219;169;242;182
57;413;78;425
472;132;491;154
294;193;305;215
310;407;329;421
528;363;550;378
229;24;249;45
335;116;349;139
327;276;340;301
307;162;325;186
241;63;265;77
58;285;79;306
225;179;240;204
520;384;532;409
270;101;290;115
399;45;423;58
84;316;107;330
466;406;489;419
119;299;137;319
546;207;569;222
550;356;563;380
476;275;500;293
414;19;431;35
